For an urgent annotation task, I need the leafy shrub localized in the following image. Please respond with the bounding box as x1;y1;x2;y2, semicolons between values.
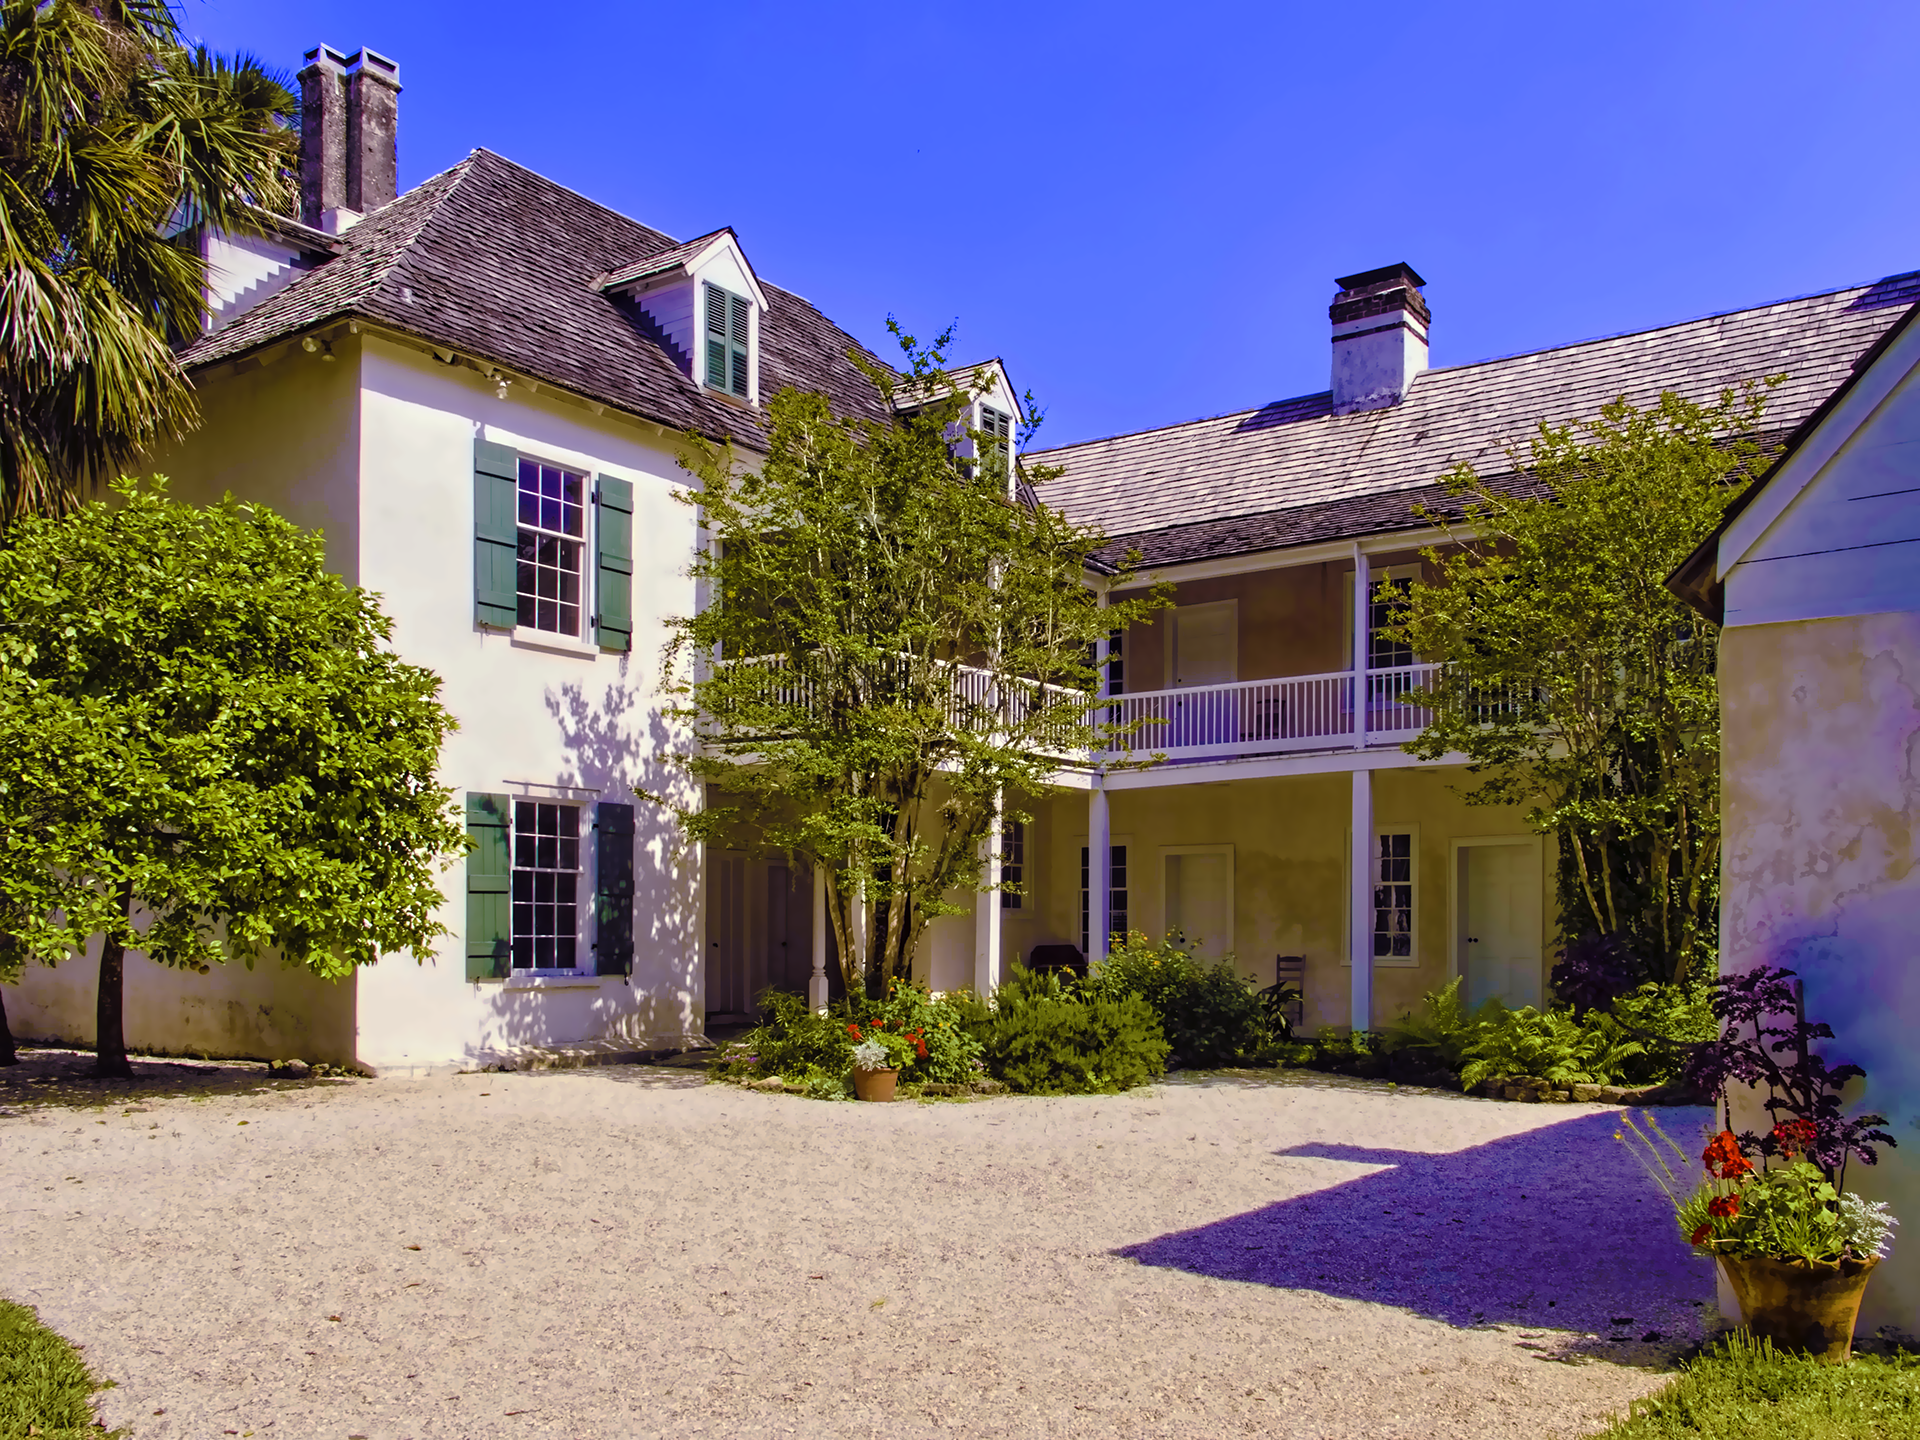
1086;932;1265;1068
714;990;854;1082
964;965;1170;1095
1457;1002;1645;1089
1551;931;1643;1017
1380;976;1477;1071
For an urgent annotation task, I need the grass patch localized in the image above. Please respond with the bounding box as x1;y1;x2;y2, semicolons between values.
0;1297;118;1439
1591;1330;1920;1438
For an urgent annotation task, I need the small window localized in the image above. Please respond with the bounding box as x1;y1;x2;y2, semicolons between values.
1001;819;1025;911
1105;627;1125;697
512;801;582;972
1079;844;1128;953
704;282;750;397
978;404;1012;472
1367;574;1414;670
1372;832;1414;959
516;458;586;636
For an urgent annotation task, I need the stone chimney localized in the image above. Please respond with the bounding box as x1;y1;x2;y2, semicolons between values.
298;45;401;232
1329;264;1429;415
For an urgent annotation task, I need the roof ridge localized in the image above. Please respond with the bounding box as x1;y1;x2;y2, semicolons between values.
1028;399;1285;461
465;146;682;255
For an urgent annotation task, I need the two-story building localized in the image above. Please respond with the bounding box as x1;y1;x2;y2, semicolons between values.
8;42;1918;1074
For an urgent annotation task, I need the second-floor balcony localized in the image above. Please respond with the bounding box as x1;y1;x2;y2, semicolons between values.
1099;662;1440;763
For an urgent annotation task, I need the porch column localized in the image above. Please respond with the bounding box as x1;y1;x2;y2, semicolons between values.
975;790;1004;995
809;862;829;1012
1352;542;1370;749
1088;779;1111;965
849;873;868;998
1350;765;1374;1033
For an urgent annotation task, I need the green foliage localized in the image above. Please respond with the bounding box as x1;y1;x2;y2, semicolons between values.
0;1296;118;1439
0;481;467;988
714;991;855;1082
963;965;1169;1095
663;324;1170;997
715;981;985;1091
1380;976;1478;1070
862;978;985;1086
1592;1331;1920;1439
1085;932;1267;1068
1457;1002;1645;1090
0;2;299;521
1393;385;1781;985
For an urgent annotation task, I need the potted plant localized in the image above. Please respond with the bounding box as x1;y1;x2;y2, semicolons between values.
848;1023;918;1102
1620;966;1898;1361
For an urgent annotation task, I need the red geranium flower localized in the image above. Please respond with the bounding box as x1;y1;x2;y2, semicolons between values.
1701;1131;1752;1180
1706;1194;1741;1220
1772;1118;1819;1158
1690;1223;1713;1246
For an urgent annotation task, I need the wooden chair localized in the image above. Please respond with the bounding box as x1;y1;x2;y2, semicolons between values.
1261;955;1306;1036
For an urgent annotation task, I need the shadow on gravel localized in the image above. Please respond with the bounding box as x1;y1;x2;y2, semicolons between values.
1114;1107;1720;1360
0;1045;352;1114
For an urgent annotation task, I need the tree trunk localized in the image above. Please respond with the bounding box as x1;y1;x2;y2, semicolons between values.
0;982;17;1066
95;884;134;1079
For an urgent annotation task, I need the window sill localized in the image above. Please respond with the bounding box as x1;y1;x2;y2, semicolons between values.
509;626;602;659
501;973;607;990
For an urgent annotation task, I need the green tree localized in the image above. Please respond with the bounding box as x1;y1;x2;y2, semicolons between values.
664;328;1167;997
1393;383;1777;988
0;480;468;1075
0;0;297;522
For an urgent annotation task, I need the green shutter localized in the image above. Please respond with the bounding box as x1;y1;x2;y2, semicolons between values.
705;284;728;389
474;440;519;628
595;475;633;651
594;801;635;977
466;792;512;981
728;293;750;397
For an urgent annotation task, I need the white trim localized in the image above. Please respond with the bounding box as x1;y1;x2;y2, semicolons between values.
1719;317;1920;576
509;627;600;658
1106;525;1463;593
1446;832;1547;990
1101;744;1459;790
1157;843;1235;959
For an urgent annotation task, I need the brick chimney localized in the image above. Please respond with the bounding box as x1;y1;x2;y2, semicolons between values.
1329;264;1429;415
298;45;401;232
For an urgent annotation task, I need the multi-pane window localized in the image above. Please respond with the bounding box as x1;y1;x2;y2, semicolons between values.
1001;819;1025;911
1367;574;1414;669
1079;844;1129;954
704;283;750;397
516;458;585;635
512;801;581;971
1371;832;1414;959
1105;627;1125;697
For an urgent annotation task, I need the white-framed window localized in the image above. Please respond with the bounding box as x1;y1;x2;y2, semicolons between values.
512;800;583;973
1001;818;1025;911
978;403;1012;472
1105;627;1125;697
1371;830;1415;962
1080;843;1129;954
515;457;586;636
704;282;750;398
1346;562;1418;670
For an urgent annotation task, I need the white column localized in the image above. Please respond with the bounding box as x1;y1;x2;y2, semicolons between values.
1088;780;1111;964
809;862;829;1012
848;873;868;998
1350;766;1374;1034
975;791;1004;996
1352;542;1370;749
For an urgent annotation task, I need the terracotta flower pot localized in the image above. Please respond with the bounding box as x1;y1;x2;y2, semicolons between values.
853;1068;898;1102
1719;1254;1879;1363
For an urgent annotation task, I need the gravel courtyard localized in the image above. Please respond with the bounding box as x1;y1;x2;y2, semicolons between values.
0;1051;1720;1440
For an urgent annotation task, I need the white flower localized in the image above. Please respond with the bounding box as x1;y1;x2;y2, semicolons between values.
1838;1192;1898;1260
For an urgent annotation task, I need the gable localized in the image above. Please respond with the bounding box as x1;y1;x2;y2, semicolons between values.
1721;313;1920;628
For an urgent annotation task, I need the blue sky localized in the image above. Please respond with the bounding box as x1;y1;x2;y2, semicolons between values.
184;0;1920;450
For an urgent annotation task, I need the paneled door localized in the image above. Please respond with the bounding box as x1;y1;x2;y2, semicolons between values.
1460;843;1542;1010
1169;601;1238;747
1164;847;1233;960
706;850;750;1018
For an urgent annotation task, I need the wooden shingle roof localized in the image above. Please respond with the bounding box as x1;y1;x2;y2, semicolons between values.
178;150;893;445
1033;274;1920;568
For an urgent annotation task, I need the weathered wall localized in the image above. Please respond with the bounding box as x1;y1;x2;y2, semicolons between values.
1720;613;1920;1335
8;340;364;1063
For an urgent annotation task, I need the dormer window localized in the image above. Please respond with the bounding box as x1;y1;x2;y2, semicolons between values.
979;404;1012;470
704;282;750;398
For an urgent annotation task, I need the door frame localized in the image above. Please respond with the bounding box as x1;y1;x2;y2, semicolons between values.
1447;834;1547;989
1165;599;1238;687
1157;843;1235;958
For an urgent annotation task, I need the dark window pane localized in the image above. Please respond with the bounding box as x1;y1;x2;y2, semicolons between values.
538;599;557;630
512;936;532;969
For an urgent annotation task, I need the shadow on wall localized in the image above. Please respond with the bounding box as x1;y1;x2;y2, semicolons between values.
1114;1108;1719;1341
442;659;704;1058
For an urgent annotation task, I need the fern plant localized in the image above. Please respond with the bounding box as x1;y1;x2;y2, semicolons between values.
1458;1003;1644;1089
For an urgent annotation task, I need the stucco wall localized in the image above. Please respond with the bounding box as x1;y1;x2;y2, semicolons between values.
1720;612;1920;1335
1025;764;1551;1031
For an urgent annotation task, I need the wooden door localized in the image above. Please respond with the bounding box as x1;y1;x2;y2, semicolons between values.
1165;850;1233;960
707;851;750;1017
1462;844;1542;1010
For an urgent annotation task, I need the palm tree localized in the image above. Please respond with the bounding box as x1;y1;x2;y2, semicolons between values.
0;0;296;523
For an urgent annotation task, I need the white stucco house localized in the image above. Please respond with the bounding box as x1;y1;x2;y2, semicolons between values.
8;41;1919;1080
1669;302;1920;1336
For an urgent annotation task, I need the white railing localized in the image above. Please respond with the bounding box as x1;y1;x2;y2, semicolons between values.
1098;663;1444;761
